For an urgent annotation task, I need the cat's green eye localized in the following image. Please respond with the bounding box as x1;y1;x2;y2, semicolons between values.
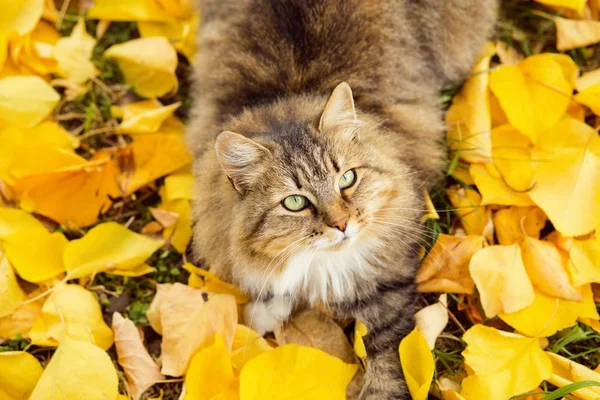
339;169;356;189
282;195;309;212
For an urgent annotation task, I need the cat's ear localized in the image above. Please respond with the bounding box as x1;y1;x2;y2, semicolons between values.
215;131;270;193
319;82;358;132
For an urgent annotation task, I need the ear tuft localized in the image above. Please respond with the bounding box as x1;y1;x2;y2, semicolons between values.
319;82;357;131
215;131;269;193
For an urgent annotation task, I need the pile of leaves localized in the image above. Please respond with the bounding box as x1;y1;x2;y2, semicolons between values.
1;0;600;399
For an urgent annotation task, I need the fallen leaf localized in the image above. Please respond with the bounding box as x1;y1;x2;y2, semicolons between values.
0;207;43;239
533;0;586;13
0;351;43;400
184;334;240;400
29;336;119;400
119;133;191;195
353;320;368;360
469;244;535;318
239;343;358;400
88;0;172;22
154;0;195;18
9;20;59;77
274;309;357;364
415;294;449;350
3;228;67;283
493;206;546;245
446;186;493;238
554;17;600;51
470;163;535;206
491;124;535;192
29;284;114;349
162;168;193;201
546;352;600;399
63;222;163;279
104;37;178;98
499;287;588;337
0;292;43;339
489;53;575;142
521;237;581;301
184;263;250;304
575;68;600;92
399;327;434;400
149;207;179;228
113;313;164;400
0;251;25;318
231;324;273;372
460;325;552;400
147;283;238;376
159;198;192;253
116;100;181;135
569;238;600;286
0;75;60;127
1;0;44;36
446;42;495;163
138;14;198;61
422;189;440;222
529;116;600;236
53;17;98;83
416;234;485;294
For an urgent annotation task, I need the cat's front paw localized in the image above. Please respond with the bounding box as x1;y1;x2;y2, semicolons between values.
243;297;292;335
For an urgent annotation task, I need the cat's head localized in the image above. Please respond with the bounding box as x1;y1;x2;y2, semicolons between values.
215;82;421;269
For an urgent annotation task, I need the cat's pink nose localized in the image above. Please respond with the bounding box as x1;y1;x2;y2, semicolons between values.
328;217;348;232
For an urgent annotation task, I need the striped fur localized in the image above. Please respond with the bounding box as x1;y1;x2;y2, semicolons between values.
187;1;498;398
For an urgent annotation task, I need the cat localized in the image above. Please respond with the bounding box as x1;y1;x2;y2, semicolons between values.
187;0;498;398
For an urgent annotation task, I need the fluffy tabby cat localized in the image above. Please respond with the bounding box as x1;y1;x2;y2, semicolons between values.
187;1;497;398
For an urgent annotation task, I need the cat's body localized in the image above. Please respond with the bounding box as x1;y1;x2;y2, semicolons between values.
188;1;497;398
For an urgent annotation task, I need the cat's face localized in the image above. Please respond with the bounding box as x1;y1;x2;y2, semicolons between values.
216;83;420;274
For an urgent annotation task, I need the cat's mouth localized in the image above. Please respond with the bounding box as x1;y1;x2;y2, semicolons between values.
311;228;358;250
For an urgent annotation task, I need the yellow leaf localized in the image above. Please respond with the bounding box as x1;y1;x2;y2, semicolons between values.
415;294;449;350
0;75;59;127
0;351;43;400
9;20;59;77
29;336;119;400
147;283;238;376
493;206;546;245
116;100;181;135
445;42;495;163
576;68;600;92
460;325;551;400
469;244;535;318
120;133;191;194
104;37;178;98
489;54;575;142
546;352;600;399
499;288;586;337
533;0;586;13
446;186;493;237
88;0;173;22
554;17;600;51
0;252;25;318
110;263;155;277
138;14;198;61
1;0;44;36
163;168;193;201
353;320;368;360
491;124;535;192
231;324;273;372
0;207;44;239
569;238;600;286
53;18;98;84
416;234;485;294
422;189;439;223
184;263;250;304
0;292;43;338
521;237;581;301
159;198;192;253
113;313;164;400
239;343;357;400
575;82;600;115
154;0;195;18
184;334;240;400
64;222;163;279
529;116;600;236
3;228;67;283
29;284;114;349
399;328;434;400
13;155;120;227
470;163;535;206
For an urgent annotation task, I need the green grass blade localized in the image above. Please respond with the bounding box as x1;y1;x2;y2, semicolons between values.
539;381;600;400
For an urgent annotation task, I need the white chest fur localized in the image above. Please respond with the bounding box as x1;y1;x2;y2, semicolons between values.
270;237;380;305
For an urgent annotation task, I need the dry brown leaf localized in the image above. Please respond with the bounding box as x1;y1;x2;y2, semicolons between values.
147;283;238;376
416;234;486;293
554;17;600;51
414;294;449;350
148;207;178;228
112;313;164;400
